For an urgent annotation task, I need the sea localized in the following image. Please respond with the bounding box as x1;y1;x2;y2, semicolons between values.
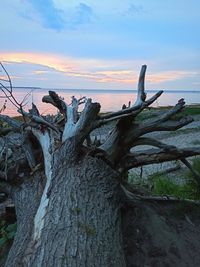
1;87;200;116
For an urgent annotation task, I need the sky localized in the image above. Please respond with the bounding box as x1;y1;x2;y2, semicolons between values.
0;0;200;90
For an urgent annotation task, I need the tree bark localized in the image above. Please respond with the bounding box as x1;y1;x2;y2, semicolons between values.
5;141;126;267
1;64;200;267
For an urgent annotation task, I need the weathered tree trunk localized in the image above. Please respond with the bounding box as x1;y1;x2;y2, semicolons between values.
1;64;200;267
5;140;125;267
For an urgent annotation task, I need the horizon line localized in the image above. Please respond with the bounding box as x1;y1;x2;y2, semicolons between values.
11;87;200;93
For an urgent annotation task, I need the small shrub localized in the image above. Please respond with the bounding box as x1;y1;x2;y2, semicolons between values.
0;221;17;247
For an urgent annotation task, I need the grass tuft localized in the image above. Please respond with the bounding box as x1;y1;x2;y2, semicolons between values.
150;174;200;200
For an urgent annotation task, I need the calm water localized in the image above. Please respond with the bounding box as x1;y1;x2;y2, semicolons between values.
1;88;200;116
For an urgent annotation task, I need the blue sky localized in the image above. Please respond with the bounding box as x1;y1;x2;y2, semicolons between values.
0;0;200;90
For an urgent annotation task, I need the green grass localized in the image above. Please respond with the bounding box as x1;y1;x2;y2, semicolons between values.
150;158;200;200
150;174;200;200
182;105;200;116
152;105;200;116
128;158;200;200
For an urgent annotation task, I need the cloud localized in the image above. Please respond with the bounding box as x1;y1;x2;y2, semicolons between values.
68;2;95;28
20;1;94;30
76;3;94;24
34;70;50;75
147;71;199;84
26;0;65;30
1;52;199;90
0;52;75;73
126;3;145;16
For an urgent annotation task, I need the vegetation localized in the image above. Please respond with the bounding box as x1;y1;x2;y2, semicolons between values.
0;221;16;247
128;158;200;200
183;105;200;116
154;105;200;115
135;105;200;122
150;174;200;200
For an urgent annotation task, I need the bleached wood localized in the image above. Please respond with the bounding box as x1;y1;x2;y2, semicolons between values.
62;97;78;141
31;129;53;240
62;98;100;142
134;64;147;106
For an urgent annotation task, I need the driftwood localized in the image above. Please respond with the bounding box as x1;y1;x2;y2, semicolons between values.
0;64;200;197
0;63;200;267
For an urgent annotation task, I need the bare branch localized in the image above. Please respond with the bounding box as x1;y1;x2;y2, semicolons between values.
140;117;193;134
31;116;59;133
0;62;23;109
100;79;192;167
119;147;200;171
62;98;100;142
0;62;13;93
99;64;163;126
181;158;200;185
135;64;147;105
0;114;21;130
18;107;59;133
99;66;162;121
42;91;66;115
97;90;164;127
144;90;163;106
29;103;40;116
119;112;193;151
153;98;185;123
76;99;100;137
131;137;176;151
0;99;7;113
130;137;200;185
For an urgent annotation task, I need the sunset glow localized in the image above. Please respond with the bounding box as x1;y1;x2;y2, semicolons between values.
0;1;200;90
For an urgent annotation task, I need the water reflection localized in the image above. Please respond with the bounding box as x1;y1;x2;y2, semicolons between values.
1;88;200;116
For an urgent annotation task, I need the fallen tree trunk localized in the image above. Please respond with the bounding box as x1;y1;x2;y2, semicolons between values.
0;64;200;266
